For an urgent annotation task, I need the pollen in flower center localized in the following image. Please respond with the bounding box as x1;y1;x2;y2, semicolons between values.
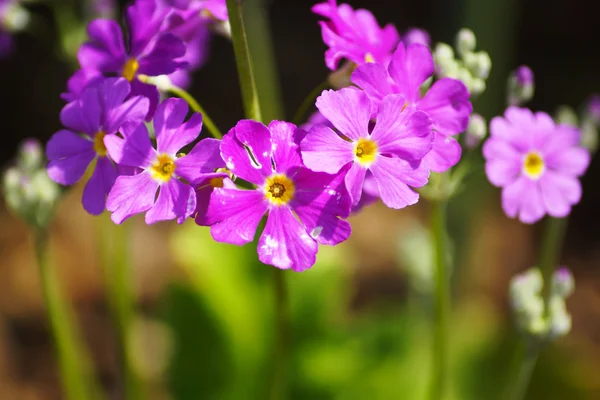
523;151;545;179
93;131;107;157
122;58;139;82
150;153;177;183
264;174;295;205
354;137;378;166
364;52;375;63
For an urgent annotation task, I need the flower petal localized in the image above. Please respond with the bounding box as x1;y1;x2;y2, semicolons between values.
546;147;590;177
370;96;433;160
258;206;318;272
300;124;354;174
106;172;159;224
104;123;155;168
82;156;117;215
269;121;303;172
422;134;462;173
138;33;188;76
60;88;102;135
388;43;434;102
154;98;202;154
351;62;394;102
539;172;573;218
292;168;352;246
175;138;225;184
46;130;95;185
220;122;271;184
145;179;196;224
130;79;160;121
418;78;472;136
344;162;367;207
207;188;267;245
77;19;126;73
370;155;425;209
315;88;371;140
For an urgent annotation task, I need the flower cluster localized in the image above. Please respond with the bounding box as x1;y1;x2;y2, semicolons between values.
44;0;476;271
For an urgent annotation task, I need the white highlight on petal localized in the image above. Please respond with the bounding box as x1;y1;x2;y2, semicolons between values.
260;234;279;256
310;226;323;239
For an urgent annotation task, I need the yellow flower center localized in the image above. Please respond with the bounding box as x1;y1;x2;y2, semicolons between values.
209;177;224;188
122;58;139;82
264;174;295;206
354;137;378;166
364;52;375;63
523;151;545;179
150;153;177;183
93;131;107;157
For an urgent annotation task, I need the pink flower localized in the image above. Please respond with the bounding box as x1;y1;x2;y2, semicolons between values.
483;107;590;224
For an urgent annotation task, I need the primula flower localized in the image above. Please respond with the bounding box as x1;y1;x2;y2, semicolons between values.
168;0;228;21
71;0;188;117
312;0;399;70
204;120;351;272
483;107;590;224
352;43;472;172
105;97;224;224
46;78;149;215
301;88;433;209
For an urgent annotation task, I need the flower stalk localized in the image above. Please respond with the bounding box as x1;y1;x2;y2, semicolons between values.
167;85;223;139
292;78;330;125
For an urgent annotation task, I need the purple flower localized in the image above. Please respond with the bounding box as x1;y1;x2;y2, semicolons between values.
483;107;590;224
312;0;400;70
105;98;224;224
46;78;149;215
300;88;433;209
402;28;430;47
72;0;188;117
168;0;228;21
514;65;534;86
204;120;351;272
352;42;473;172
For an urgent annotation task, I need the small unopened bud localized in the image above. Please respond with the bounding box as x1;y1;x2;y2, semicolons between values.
456;28;476;57
552;267;574;298
548;295;572;339
473;52;491;80
138;74;173;92
507;65;535;106
584;95;600;125
18;139;43;172
328;61;355;89
580;120;598;153
554;105;578;127
403;28;431;47
465;114;487;149
2;3;30;33
433;43;455;66
470;78;486;97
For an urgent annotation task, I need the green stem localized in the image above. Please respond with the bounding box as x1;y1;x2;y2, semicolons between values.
506;340;539;400
270;269;289;400
33;229;96;400
292;79;331;125
167;85;223;139
98;221;144;400
225;0;262;122
429;199;450;400
538;217;568;303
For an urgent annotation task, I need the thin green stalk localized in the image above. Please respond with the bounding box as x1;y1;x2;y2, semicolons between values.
34;229;96;400
506;340;539;400
167;85;223;139
538;217;568;303
270;269;289;400
292;79;331;125
225;0;262;122
98;220;144;400
429;199;450;400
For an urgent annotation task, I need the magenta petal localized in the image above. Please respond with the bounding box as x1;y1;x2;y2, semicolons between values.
82;156;117;215
153;98;202;154
78;19;126;72
130;79;160;121
539;173;572;218
388;43;434;102
542;125;581;157
482;138;520;162
370;156;425;209
292;169;352;246
422;134;462;173
300;125;354;174
175;138;225;184
106;172;159;224
138;33;188;76
258;206;318;272
344;162;367;207
370;96;433;160
269;121;303;171
518;180;545;224
501;176;527;219
485;159;521;187
104;124;155;168
207;188;267;245
220;124;270;185
351;62;394;103
105;93;149;134
46;130;95;185
145;179;196;224
233;120;273;177
315;88;372;140
60;88;102;135
418;78;472;136
545;147;590;177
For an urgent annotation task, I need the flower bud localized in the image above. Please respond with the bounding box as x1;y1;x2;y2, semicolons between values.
473;52;492;80
580;120;598;153
507;65;535;106
456;28;476;57
1;2;30;33
18;139;43;172
584;95;600;125
554;105;578;127
403;28;431;47
551;267;574;299
548;295;572;339
465;114;487;149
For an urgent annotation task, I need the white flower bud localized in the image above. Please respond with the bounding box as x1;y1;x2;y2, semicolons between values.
456;28;476;57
